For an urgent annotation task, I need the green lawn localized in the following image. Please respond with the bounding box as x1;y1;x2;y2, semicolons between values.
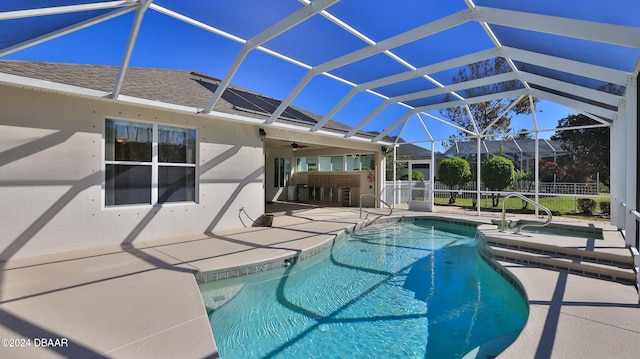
434;195;610;219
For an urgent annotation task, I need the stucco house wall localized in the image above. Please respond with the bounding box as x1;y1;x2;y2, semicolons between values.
0;84;265;261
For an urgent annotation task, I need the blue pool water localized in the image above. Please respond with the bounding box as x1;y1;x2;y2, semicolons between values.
200;220;529;359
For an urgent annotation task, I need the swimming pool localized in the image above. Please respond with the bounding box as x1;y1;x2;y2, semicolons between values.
200;219;528;359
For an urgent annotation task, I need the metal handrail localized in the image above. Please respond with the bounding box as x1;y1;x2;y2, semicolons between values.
359;193;393;219
501;193;552;233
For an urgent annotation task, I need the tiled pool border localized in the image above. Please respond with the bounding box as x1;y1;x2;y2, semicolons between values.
195;223;360;284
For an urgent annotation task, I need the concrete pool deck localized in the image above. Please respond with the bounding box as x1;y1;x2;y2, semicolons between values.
0;204;638;358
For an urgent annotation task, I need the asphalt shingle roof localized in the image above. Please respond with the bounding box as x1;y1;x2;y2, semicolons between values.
0;60;367;138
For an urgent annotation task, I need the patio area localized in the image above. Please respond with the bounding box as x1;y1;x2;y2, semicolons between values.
0;205;638;358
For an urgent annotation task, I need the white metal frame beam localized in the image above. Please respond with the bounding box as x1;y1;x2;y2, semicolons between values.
476;6;640;49
501;46;631;86
519;72;622;107
0;5;136;57
343;72;518;137
312;45;628;135
412;88;528;113
140;4;634;138
312;48;501;132
529;88;617;120
200;0;339;114
1;2;637;148
112;0;152;99
480;94;527;135
0;1;134;20
266;8;474;124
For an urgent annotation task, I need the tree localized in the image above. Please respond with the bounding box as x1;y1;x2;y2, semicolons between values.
400;170;425;182
538;159;560;182
550;114;610;187
514;129;533;140
440;58;539;148
438;157;472;204
513;169;534;208
482;155;515;207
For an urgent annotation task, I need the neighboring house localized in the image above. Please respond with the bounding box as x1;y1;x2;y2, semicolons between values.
0;60;388;261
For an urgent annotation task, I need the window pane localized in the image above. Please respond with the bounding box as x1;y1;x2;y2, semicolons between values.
296;157;308;172
105;164;152;205
158;166;196;203
361;154;375;170
274;158;290;187
346;154;359;171
307;157;318;171
318;156;331;172
105;120;152;162
331;155;343;171
274;158;281;187
158;126;196;164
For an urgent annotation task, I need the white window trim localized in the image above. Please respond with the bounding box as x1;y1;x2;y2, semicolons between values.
102;119;198;208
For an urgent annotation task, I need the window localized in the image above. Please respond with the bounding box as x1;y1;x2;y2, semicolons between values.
296;154;375;172
318;156;332;172
105;119;196;206
296;157;308;172
274;157;290;187
330;156;343;171
360;154;375;170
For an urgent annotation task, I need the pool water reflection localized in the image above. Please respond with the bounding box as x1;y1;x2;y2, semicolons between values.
200;220;528;358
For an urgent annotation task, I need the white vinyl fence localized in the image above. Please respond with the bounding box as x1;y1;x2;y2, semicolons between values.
385;181;610;214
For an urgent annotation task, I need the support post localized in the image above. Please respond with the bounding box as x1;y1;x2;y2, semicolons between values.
477;136;481;216
535;131;540;217
625;78;638;247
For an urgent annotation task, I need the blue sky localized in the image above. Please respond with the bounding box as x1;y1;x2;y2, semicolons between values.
3;1;588;152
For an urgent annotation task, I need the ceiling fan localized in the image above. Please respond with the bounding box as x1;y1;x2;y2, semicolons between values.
288;142;308;151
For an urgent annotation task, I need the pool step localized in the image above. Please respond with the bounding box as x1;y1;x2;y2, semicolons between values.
490;247;636;285
485;236;634;269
